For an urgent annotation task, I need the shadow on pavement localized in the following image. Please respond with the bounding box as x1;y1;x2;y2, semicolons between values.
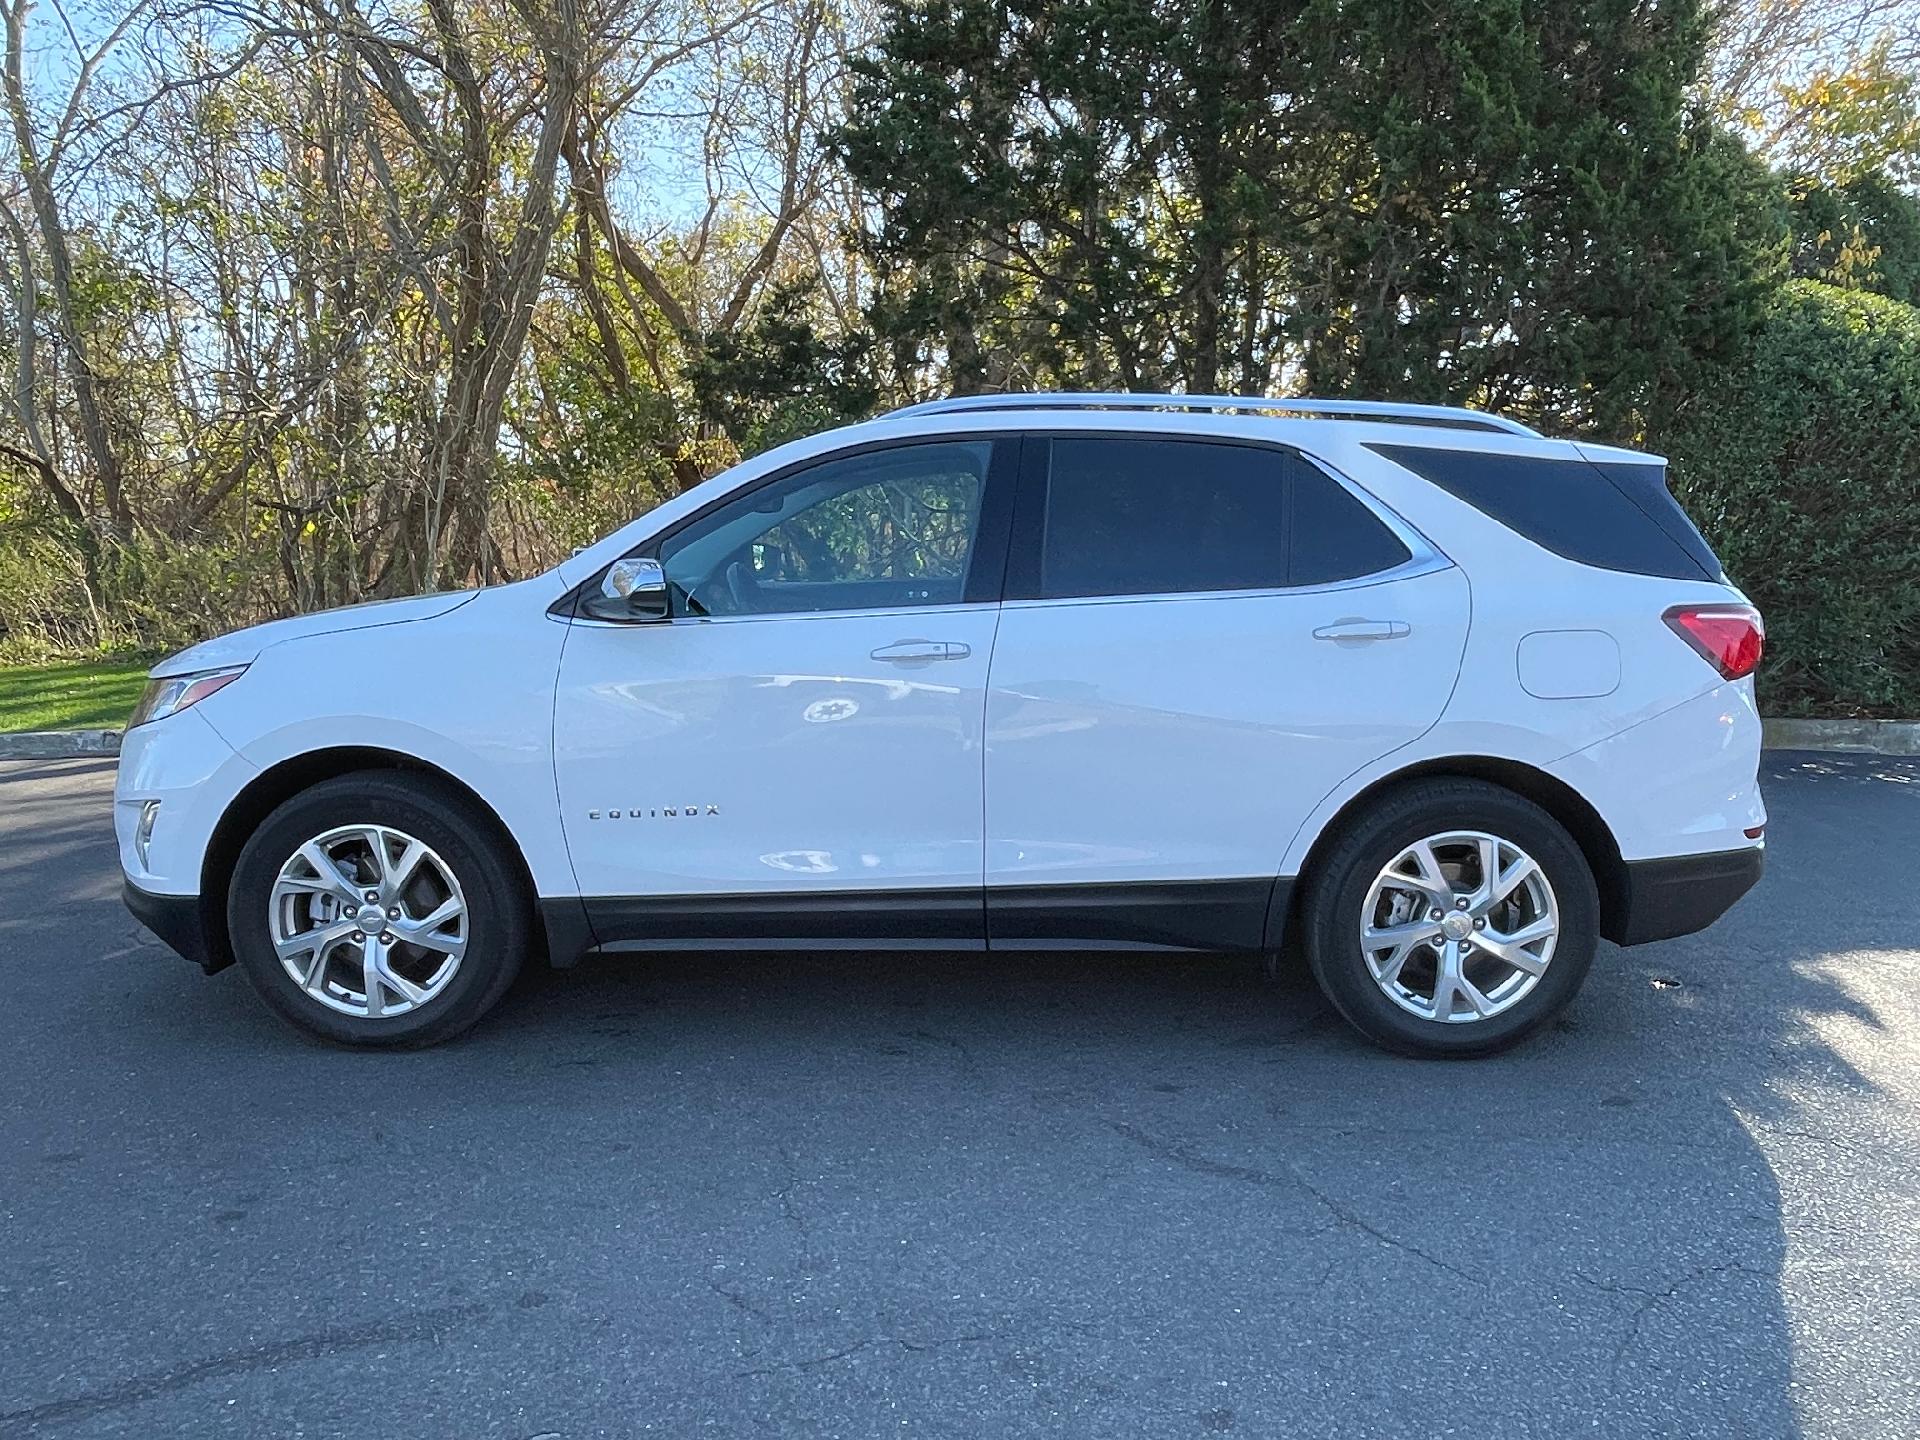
3;753;1913;1435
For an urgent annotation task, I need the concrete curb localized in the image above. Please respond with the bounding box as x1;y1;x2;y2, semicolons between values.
1762;717;1920;756
2;718;1917;763
0;729;123;760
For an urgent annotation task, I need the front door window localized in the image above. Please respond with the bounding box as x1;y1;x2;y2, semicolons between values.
658;441;992;618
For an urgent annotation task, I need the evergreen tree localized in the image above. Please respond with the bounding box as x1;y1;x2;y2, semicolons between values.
838;0;1783;437
1787;171;1920;306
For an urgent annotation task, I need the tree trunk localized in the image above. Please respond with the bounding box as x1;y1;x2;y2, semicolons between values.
3;3;132;540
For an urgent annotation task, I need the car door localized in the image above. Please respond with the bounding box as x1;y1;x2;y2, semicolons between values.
553;435;1016;948
983;432;1470;951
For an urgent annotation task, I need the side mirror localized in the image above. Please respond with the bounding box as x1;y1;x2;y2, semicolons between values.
588;556;669;621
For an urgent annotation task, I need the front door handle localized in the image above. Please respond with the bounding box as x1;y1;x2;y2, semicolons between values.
871;639;970;663
1313;619;1411;642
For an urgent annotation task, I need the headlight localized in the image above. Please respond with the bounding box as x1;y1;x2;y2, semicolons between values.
127;666;247;728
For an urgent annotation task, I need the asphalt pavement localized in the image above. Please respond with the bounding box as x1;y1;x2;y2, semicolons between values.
1;752;1916;1438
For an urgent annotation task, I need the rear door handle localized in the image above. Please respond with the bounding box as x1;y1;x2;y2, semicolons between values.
1313;619;1410;642
870;639;970;663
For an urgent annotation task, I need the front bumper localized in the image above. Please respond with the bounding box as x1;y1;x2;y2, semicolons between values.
115;706;254;894
1609;845;1765;947
123;879;228;973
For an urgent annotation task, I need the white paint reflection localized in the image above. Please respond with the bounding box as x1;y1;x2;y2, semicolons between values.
804;697;860;724
760;849;838;874
757;673;957;700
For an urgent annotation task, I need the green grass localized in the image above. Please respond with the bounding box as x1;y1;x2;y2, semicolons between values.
0;659;151;733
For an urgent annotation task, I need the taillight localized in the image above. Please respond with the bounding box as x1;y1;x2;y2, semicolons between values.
1664;604;1764;680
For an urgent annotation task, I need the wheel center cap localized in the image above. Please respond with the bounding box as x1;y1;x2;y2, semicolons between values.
1441;912;1474;941
356;908;386;936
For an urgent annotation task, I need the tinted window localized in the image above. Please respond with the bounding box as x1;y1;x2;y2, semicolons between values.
1040;438;1288;598
1590;462;1725;581
1291;465;1412;584
659;441;990;617
1368;444;1718;582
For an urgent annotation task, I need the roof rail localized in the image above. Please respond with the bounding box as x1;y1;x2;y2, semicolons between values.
884;391;1539;437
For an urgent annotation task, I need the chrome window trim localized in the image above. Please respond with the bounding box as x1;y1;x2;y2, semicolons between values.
562;600;1000;631
998;564;1450;612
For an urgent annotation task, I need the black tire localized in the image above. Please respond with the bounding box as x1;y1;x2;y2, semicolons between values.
227;770;530;1047
1301;778;1599;1058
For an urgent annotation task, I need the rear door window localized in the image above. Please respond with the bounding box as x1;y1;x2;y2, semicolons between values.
1037;438;1290;599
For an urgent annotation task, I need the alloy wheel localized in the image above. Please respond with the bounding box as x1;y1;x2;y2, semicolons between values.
268;824;468;1018
1359;830;1560;1023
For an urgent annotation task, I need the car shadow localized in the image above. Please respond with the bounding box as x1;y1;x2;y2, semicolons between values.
447;751;1904;1434
469;935;1846;1431
6;754;1912;1435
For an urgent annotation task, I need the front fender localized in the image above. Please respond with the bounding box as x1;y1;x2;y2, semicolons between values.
185;580;573;895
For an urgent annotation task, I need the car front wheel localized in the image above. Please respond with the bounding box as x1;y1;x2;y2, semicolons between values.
227;771;529;1046
1301;778;1599;1057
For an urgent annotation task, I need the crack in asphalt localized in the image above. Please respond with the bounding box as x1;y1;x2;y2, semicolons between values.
772;1144;814;1265
1101;1119;1486;1286
0;1300;493;1435
708;1275;775;1329
1574;1261;1765;1376
1752;1124;1876;1161
1617;1262;1765;1370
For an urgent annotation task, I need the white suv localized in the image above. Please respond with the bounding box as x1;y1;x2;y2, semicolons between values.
116;394;1766;1055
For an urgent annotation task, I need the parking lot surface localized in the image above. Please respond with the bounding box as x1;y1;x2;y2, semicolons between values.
1;752;1916;1438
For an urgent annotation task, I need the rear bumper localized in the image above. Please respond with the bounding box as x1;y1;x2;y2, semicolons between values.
1545;679;1767;865
123;879;227;973
1609;846;1765;947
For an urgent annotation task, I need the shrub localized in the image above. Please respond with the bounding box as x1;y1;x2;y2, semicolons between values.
0;521;114;660
0;503;275;663
1658;280;1920;716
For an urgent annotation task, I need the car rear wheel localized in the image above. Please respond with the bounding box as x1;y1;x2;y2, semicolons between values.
227;771;528;1046
1301;778;1599;1057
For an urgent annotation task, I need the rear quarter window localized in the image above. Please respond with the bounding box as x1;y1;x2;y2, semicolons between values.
1367;444;1720;583
1587;461;1724;582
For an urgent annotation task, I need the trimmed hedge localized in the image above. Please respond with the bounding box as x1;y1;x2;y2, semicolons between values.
1658;280;1920;717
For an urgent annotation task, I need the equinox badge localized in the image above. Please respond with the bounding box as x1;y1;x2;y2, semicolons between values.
587;804;721;819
